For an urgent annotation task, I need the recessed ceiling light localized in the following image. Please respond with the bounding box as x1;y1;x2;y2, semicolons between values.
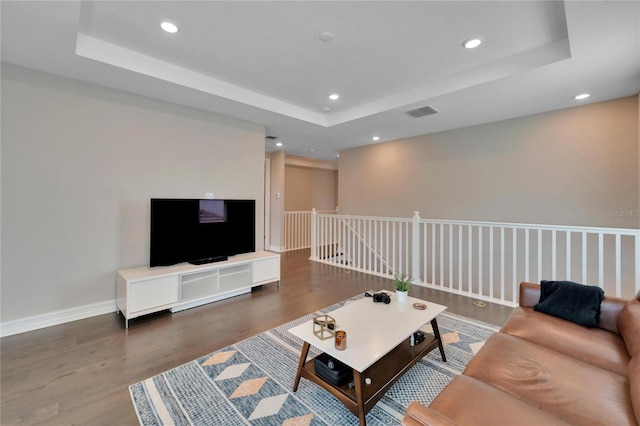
463;38;482;49
309;149;316;152
276;142;283;147
574;93;590;100
329;94;340;101
319;32;334;42
336;154;340;158
372;136;380;141
161;21;179;33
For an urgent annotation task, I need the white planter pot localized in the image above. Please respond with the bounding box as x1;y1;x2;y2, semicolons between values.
396;290;409;303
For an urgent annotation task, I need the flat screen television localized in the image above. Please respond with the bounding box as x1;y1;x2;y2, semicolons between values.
150;198;255;267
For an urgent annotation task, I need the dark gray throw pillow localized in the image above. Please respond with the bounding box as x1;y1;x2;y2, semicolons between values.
533;280;604;327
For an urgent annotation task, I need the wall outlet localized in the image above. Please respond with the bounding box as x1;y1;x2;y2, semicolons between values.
205;193;214;199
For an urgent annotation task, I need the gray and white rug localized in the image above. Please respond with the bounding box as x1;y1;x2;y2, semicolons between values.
130;296;499;425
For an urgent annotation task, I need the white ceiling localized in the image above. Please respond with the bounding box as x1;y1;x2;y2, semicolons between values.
2;1;639;160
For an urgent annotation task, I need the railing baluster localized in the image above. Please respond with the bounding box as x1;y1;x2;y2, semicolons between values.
489;227;494;299
525;228;530;282
500;227;505;302
298;213;302;249
385;221;390;275
423;223;427;283
367;219;372;272
458;224;462;291
392;221;396;274
468;225;473;294
478;226;483;297
439;223;444;287
300;212;304;249
598;233;604;287
538;230;542;282
406;222;410;275
325;215;329;260
310;210;316;259
615;234;621;297
431;223;435;285
359;219;364;270
636;234;640;294
449;224;453;289
324;216;328;260
566;231;571;280
552;230;557;280
582;232;587;283
319;215;323;259
512;228;517;297
317;215;322;258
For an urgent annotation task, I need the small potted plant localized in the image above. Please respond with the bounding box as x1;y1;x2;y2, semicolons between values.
393;273;412;302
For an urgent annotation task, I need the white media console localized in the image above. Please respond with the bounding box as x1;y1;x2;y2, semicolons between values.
116;251;280;327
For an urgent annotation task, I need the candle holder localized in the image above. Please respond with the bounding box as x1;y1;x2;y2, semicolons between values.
312;314;336;340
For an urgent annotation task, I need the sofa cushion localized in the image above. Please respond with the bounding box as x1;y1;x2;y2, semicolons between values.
618;297;640;358
464;333;636;426
501;307;629;375
534;280;604;326
427;375;570;426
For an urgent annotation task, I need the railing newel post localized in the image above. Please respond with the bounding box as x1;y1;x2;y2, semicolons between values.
310;208;317;260
412;211;420;282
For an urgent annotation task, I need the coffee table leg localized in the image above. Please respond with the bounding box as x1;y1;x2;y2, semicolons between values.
293;341;310;392
431;318;447;362
353;370;367;425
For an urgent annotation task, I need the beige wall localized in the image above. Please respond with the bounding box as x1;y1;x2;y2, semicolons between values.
285;165;337;211
339;96;639;229
1;64;266;322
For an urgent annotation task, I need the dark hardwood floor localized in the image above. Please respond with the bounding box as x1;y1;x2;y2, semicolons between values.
0;250;513;425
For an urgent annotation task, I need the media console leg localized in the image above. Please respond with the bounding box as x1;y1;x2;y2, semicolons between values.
431;318;446;362
292;342;310;392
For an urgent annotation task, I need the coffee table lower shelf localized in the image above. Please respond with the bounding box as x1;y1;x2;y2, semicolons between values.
292;319;446;425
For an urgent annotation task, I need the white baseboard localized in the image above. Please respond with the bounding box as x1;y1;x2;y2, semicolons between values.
0;300;117;338
269;245;285;252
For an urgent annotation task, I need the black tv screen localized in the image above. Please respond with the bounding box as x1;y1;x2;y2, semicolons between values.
150;198;255;267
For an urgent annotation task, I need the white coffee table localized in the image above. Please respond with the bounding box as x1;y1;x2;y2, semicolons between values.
289;292;447;425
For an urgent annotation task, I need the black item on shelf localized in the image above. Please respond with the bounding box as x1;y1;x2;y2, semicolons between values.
314;353;353;387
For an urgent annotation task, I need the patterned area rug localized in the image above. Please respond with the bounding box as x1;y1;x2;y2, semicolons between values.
130;295;499;425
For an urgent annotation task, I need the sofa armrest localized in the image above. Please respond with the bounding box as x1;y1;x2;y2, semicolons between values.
519;282;540;308
403;402;461;426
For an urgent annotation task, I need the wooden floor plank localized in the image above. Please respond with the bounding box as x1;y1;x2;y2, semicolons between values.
0;249;513;425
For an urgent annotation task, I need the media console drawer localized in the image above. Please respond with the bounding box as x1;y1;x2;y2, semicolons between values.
253;257;280;283
129;276;179;312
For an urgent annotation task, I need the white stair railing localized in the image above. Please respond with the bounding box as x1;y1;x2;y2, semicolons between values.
284;208;336;251
310;211;640;307
312;210;412;278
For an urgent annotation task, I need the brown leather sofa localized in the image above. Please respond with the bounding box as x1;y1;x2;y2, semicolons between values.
404;282;640;426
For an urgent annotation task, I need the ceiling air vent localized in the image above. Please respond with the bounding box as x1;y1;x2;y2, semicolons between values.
405;106;439;118
265;136;278;140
